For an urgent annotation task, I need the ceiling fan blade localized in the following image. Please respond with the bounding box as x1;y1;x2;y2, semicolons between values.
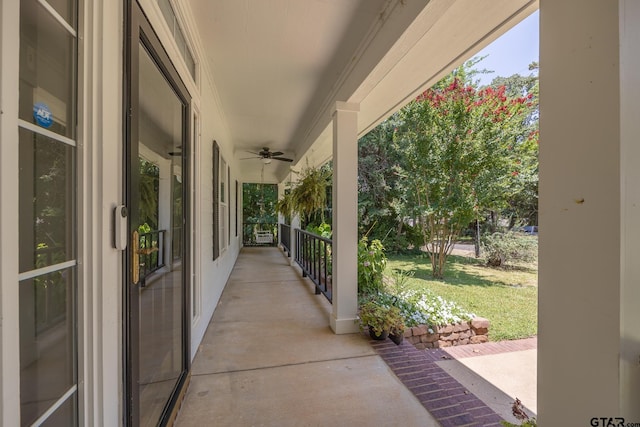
245;150;260;155
240;156;261;160
272;157;293;162
270;151;284;156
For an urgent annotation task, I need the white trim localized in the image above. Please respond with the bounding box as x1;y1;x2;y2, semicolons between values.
137;0;198;97
30;385;77;427
0;0;23;424
191;105;202;330
37;0;77;37
18;260;77;281
18;119;77;147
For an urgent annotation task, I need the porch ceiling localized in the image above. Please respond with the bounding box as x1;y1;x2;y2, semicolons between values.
189;0;538;183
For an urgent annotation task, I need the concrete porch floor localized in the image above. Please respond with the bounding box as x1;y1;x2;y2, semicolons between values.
174;247;439;426
175;247;538;426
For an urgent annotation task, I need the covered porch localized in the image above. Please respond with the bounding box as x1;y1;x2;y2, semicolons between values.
175;247;534;426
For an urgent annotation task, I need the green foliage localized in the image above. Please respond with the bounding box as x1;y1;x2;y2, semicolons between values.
306;222;332;239
481;232;537;267
139;158;159;230
358;119;405;244
275;191;294;223
358;237;387;295
243;183;278;224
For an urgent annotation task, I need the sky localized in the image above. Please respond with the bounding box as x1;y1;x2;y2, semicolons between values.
473;10;539;86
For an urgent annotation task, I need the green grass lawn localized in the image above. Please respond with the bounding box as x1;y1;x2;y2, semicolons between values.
386;253;538;341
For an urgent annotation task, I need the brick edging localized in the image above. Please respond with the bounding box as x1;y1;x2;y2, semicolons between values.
405;317;491;350
371;338;504;427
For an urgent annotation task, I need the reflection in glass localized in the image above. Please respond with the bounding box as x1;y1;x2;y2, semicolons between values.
41;393;77;427
20;0;76;139
41;0;76;27
20;268;76;426
137;42;185;426
19;128;75;273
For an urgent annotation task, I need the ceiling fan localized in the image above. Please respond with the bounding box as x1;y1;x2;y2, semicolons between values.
242;147;293;164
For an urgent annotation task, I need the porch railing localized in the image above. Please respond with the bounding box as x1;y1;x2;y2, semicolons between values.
295;228;332;302
243;222;278;246
280;223;291;256
139;229;166;285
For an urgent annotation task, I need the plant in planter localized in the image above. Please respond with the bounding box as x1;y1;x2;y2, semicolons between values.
358;296;405;343
388;314;405;345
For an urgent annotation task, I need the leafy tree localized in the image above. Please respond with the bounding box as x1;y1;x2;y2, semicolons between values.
243;183;278;224
395;64;537;278
357;118;408;248
488;67;539;228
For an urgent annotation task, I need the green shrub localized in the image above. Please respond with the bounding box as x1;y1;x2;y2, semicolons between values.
358;237;387;295
481;232;537;267
306;222;332;239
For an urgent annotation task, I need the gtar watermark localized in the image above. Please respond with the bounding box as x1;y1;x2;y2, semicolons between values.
590;418;640;427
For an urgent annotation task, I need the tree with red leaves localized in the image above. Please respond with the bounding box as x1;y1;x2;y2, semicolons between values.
396;65;538;278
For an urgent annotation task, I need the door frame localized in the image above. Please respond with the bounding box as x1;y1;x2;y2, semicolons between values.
123;1;191;424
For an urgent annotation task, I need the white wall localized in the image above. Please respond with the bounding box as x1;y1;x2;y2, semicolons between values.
190;69;241;358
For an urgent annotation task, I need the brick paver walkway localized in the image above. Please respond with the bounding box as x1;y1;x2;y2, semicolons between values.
371;337;537;427
442;337;537;359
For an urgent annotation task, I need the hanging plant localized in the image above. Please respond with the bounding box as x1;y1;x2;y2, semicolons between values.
290;165;330;224
275;163;331;226
275;191;294;223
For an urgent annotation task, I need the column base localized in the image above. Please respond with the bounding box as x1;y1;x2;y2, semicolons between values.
330;314;360;334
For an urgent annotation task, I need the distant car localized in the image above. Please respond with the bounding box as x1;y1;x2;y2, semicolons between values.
520;225;538;235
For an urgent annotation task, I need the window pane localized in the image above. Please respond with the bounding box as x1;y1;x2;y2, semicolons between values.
186;48;196;80
42;0;76;27
157;0;174;34
20;268;76;426
20;0;76;139
19;128;76;273
175;26;187;59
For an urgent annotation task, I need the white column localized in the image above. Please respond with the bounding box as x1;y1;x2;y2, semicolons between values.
539;0;639;421
277;183;284;246
330;102;360;334
290;214;300;266
619;0;640;418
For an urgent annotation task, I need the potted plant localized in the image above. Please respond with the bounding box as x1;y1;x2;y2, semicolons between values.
388;314;405;345
358;296;405;344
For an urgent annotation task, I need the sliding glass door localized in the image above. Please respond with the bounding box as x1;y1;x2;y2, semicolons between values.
125;2;191;425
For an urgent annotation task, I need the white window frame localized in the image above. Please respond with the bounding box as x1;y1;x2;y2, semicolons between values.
219;156;229;253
